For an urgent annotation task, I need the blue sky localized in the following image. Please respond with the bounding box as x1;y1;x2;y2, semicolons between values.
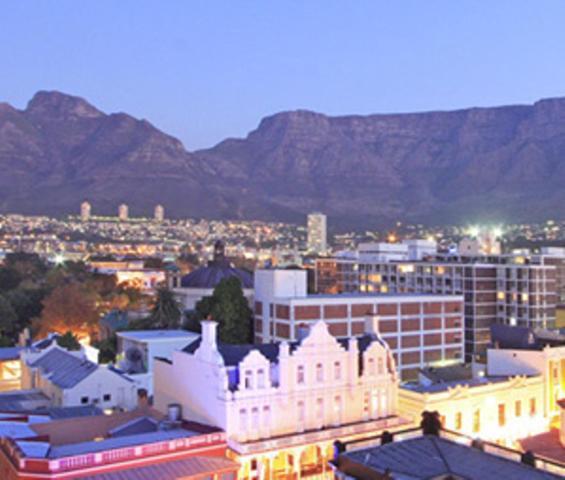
2;1;565;149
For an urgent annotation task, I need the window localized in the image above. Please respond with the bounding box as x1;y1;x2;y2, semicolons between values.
250;459;258;471
377;357;384;375
257;369;265;389
334;396;342;425
244;370;253;389
473;410;480;434
368;358;376;376
530;398;536;416
252;407;260;429
515;400;521;418
297;365;305;385
316;398;324;422
103;394;111;402
334;361;342;380
81;396;89;405
316;363;324;382
263;406;270;428
297;401;305;423
363;392;370;419
498;404;506;427
455;412;462;430
239;409;247;431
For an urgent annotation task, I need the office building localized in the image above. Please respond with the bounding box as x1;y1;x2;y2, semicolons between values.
254;269;464;380
118;203;129;221
80;201;91;222
307;212;327;253
154;204;164;222
316;252;559;361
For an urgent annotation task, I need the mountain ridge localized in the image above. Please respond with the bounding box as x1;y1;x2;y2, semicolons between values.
1;90;565;229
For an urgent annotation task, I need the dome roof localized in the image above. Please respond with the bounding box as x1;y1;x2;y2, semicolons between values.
180;240;254;289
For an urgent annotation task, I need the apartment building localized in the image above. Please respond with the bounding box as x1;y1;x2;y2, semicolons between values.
316;253;558;361
254;270;464;380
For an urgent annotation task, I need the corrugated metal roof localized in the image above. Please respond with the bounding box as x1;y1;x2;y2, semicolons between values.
78;455;237;480
30;349;98;389
0;346;22;361
343;435;562;479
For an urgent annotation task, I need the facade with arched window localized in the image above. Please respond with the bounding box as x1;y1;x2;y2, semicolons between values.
154;318;408;478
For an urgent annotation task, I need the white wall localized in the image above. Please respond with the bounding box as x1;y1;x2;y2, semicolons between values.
487;349;545;377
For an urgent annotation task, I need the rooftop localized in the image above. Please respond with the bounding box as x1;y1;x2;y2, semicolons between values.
30;348;98;389
340;435;562;479
117;330;199;342
77;455;237;480
0;346;23;361
402;375;514;394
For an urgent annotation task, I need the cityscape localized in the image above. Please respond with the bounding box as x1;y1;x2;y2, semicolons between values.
2;2;565;480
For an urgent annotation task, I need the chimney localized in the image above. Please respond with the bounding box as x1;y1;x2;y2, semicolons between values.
365;314;380;335
201;320;218;348
296;323;311;342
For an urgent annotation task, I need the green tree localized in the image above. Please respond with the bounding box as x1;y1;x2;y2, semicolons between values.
0;294;18;343
94;334;118;363
148;287;182;329
195;277;252;344
4;288;46;334
56;331;81;351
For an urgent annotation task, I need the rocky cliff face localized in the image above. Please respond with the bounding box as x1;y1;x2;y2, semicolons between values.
1;91;564;228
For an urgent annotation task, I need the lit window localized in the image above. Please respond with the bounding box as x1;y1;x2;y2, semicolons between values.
455;412;462;430
530;398;536;416
297;365;305;385
498;404;506;427
515;400;521;417
473;410;480;433
334;361;341;380
316;363;324;382
497;291;505;301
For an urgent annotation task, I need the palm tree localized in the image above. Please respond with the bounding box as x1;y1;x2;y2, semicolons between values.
149;287;182;329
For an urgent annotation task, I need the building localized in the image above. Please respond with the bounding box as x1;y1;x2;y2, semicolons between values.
399;366;547;445
307;212;327;254
89;259;166;292
80;200;92;222
154;319;409;478
0;347;23;392
170;240;254;310
0;406;237;480
21;345;138;410
116;330;199;396
332;429;564;479
154;204;165;222
254;269;464;380
118;203;129;221
316;252;559;361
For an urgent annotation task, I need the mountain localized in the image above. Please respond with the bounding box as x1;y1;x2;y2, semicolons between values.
1;90;565;228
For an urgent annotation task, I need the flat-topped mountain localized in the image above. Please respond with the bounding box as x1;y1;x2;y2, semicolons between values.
1;91;565;228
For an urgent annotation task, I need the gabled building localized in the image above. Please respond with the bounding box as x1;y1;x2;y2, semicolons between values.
154;318;409;478
21;345;137;410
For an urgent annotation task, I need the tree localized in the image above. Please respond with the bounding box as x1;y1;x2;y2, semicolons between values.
195;277;252;344
56;331;81;350
94;334;118;363
0;295;18;344
0;267;22;292
420;410;442;436
35;283;100;341
148;287;182;329
4;288;46;334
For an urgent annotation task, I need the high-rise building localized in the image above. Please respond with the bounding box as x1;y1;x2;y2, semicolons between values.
118;203;129;221
307;212;327;253
80;201;91;222
316;252;559;361
154;204;164;222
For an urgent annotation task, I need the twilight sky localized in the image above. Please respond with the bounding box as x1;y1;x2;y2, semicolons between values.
2;1;565;150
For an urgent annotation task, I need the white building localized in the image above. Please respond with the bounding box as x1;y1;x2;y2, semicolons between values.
154;319;406;477
307;212;327;254
21;345;137;410
80;201;91;222
118;203;129;221
154;204;165;222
